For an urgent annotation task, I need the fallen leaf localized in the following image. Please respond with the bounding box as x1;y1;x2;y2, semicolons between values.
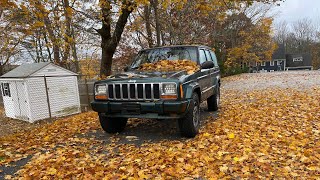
47;168;57;175
228;133;235;139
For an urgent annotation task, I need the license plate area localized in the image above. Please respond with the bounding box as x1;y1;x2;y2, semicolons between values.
122;103;141;115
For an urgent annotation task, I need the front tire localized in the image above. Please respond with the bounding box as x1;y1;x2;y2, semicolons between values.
99;114;128;133
207;84;220;111
178;93;200;138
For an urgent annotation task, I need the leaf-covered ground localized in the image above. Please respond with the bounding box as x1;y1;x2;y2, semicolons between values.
0;71;320;179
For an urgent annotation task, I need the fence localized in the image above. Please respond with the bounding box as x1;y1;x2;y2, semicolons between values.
78;78;95;112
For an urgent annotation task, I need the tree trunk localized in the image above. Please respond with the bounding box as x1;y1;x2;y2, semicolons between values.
98;0;134;77
63;0;72;66
43;29;52;62
100;45;114;76
152;0;161;46
34;36;41;63
36;1;60;63
144;5;153;47
71;26;79;73
43;15;60;63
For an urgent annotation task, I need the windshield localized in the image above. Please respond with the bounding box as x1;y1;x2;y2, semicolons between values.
130;47;198;69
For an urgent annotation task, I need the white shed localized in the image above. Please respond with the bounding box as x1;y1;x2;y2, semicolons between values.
0;62;81;123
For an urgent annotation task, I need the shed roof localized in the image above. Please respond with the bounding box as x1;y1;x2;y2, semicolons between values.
0;62;77;78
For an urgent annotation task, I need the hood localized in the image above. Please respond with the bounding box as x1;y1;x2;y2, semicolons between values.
110;70;188;79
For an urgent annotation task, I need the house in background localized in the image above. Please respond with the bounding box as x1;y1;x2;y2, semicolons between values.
254;44;286;73
285;54;313;70
254;44;313;72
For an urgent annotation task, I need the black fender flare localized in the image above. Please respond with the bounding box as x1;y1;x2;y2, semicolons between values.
184;82;201;100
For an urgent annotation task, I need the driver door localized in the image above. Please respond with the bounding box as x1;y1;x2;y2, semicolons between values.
197;49;212;101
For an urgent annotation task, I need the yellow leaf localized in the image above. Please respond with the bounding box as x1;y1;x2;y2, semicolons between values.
242;166;250;173
138;170;147;179
43;136;50;141
177;158;184;162
47;168;57;175
219;165;228;172
33;21;45;27
233;157;239;162
307;166;318;171
228;133;235;139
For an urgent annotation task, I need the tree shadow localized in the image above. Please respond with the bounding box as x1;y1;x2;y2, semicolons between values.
83;102;219;146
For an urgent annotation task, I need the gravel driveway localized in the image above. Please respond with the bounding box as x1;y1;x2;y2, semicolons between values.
222;71;320;91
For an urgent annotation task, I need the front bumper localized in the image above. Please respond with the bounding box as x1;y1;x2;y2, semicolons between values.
91;100;191;119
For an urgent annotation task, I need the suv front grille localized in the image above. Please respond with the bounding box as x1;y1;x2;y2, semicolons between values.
108;83;160;100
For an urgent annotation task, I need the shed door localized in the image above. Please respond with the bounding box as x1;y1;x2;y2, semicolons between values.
1;82;15;118
13;81;29;120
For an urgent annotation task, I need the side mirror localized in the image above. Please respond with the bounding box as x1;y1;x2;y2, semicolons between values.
201;61;214;69
124;66;129;72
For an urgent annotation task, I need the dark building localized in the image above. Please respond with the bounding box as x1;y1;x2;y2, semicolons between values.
285;54;313;70
257;60;286;72
255;44;286;72
254;44;313;72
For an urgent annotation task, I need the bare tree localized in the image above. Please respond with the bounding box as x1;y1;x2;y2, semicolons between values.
274;20;289;44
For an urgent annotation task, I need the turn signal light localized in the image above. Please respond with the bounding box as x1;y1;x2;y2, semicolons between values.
161;95;177;100
95;95;108;100
180;84;184;98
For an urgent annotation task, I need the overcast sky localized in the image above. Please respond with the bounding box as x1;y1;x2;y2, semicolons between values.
273;0;320;25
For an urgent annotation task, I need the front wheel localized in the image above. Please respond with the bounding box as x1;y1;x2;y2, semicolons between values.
178;93;200;138
207;84;220;111
99;114;128;133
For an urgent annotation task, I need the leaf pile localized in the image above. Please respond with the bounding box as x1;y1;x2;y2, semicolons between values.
0;112;100;166
139;60;200;75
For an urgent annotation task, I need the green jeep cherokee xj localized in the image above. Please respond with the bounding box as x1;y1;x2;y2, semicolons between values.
91;45;220;137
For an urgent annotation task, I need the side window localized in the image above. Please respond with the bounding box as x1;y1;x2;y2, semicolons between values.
205;50;213;62
1;83;11;97
199;50;207;64
209;51;218;67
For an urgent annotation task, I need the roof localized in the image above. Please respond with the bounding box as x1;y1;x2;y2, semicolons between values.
0;62;76;78
272;44;286;59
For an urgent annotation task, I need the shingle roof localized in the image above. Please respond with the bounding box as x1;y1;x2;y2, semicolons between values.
1;62;51;78
272;44;286;59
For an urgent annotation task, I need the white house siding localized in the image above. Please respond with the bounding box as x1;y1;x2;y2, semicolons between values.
46;76;80;117
32;64;74;77
26;77;50;122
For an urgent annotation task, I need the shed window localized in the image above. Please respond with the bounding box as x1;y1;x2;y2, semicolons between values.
1;83;11;97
